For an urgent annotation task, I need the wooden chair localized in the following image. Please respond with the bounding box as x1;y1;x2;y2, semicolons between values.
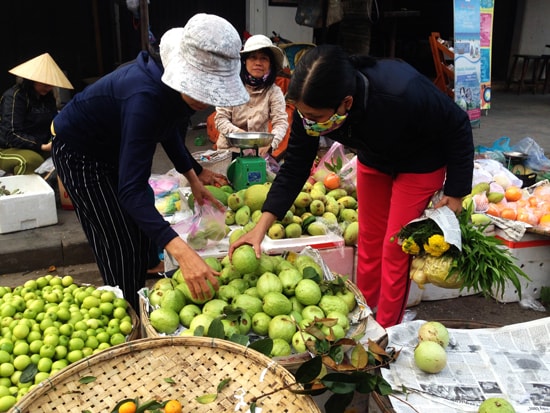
429;32;455;98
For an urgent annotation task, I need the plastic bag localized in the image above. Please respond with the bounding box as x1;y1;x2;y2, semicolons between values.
475;136;512;153
264;153;280;182
511;137;550;172
149;173;180;197
172;200;227;250
473;159;523;188
338;155;357;194
310;141;348;182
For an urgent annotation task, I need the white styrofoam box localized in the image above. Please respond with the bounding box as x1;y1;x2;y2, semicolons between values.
490;230;550;303
0;175;58;234
407;281;423;307
261;233;344;255
164;230;347;273
420;283;477;301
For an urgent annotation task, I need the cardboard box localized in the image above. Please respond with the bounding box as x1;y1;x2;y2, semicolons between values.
491;231;550;303
57;176;74;210
0;175;58;234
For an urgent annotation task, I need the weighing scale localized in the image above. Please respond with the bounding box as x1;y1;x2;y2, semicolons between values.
226;132;274;191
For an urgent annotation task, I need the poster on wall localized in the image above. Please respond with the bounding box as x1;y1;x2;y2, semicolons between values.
480;0;495;110
454;0;481;126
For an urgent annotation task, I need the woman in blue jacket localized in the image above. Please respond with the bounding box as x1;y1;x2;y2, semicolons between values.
230;44;474;328
52;14;249;309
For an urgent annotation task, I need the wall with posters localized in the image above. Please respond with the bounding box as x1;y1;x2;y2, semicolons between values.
453;0;481;125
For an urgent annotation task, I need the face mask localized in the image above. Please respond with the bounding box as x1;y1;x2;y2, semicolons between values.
297;110;348;137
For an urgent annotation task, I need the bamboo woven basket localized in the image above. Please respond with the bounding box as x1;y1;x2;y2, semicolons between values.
10;336;321;413
126;303;141;341
140;276;369;372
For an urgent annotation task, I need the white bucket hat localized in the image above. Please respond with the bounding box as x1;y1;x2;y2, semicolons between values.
160;14;249;107
241;35;285;72
8;53;74;89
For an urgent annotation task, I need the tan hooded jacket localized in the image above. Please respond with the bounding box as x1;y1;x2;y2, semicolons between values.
214;83;288;153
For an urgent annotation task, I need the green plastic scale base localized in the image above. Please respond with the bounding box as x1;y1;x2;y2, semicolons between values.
227;156;267;191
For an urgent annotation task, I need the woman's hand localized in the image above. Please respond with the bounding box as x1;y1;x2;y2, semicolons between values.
228;212;277;259
434;195;463;214
165;237;219;301
41;142;52;151
185;169;223;209
198;168;229;187
258;145;271;157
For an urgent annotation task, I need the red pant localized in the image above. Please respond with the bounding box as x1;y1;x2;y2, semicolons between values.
355;162;446;328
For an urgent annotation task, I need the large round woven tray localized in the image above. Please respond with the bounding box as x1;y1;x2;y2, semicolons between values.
10;336;320;413
140;276;369;371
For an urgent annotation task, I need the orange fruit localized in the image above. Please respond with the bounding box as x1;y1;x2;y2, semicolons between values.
528;196;539;207
119;401;137;413
539;214;550;227
486;203;501;217
500;208;517;221
504;186;522;202
164;399;183;413
323;172;341;190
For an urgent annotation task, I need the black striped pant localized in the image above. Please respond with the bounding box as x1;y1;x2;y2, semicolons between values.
52;139;148;310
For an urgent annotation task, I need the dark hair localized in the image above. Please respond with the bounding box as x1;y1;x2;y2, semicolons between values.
240;48;277;87
287;44;375;109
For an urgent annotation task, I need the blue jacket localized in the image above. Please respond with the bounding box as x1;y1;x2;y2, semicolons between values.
53;51;201;248
263;58;474;219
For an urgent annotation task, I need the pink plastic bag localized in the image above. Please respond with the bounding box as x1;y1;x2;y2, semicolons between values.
172;200;227;250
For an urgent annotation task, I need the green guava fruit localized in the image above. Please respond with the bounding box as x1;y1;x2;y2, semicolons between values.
179;304;202;328
268;315;296;343
262;292;292;317
160;289;186;313
318;295;349;316
294;279;322;306
252;312;272;336
150;308;180;334
232;245;260;275
233;294;263;318
256;272;283;298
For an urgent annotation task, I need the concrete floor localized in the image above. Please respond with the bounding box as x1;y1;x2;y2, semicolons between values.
1;87;550;327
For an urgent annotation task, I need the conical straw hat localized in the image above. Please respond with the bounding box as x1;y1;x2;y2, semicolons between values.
8;53;74;89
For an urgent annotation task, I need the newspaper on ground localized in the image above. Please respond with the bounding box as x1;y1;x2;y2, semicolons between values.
381;318;550;413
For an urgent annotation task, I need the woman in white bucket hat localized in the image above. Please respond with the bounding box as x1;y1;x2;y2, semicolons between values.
215;34;289;158
51;13;248;309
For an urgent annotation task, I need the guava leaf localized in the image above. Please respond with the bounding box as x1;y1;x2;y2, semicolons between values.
248;337;273;356
321;372;360;394
329;345;344;364
164;377;176;384
196;393;218;404
207;318;225;339
350;344;369;369
229;333;249;346
137;400;164;413
294;356;323;383
323;391;354;413
20;363;37;383
217;377;231;393
193;325;205;336
79;376;97;384
540;286;550;305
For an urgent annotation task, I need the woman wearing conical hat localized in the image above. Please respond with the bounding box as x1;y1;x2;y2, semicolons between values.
0;53;73;175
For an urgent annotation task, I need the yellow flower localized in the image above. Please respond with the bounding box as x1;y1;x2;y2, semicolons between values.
423;234;450;257
401;237;420;255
